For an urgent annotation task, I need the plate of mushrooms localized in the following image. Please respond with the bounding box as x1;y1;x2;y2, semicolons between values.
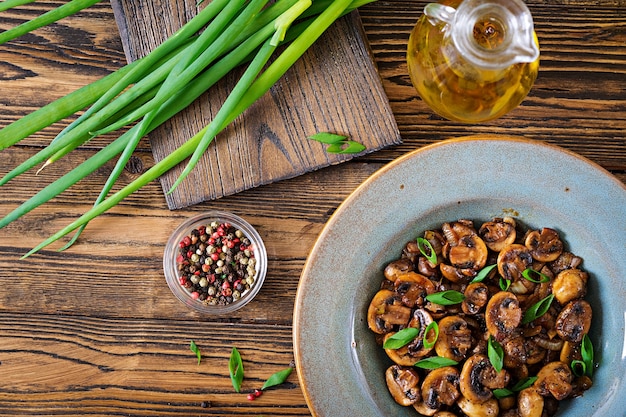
293;135;626;417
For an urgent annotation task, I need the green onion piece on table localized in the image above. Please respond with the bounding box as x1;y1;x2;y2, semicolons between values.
229;347;244;393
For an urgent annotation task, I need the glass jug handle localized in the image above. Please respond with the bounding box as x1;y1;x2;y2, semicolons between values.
424;3;456;26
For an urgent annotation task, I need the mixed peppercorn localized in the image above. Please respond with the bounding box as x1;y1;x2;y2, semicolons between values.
176;221;257;305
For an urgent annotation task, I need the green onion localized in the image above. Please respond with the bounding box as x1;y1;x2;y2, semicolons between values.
471;264;497;283
422;321;439;349
416;237;438;265
0;0;37;13
492;376;538;399
487;336;504;372
0;0;103;45
383;327;420;350
573;334;594;377
307;132;365;154
261;367;294;390
0;0;379;256
522;268;550;283
229;347;244;393
190;340;202;365
521;293;555;324
571;360;586;377
425;290;465;306
499;277;511;291
414;356;458;370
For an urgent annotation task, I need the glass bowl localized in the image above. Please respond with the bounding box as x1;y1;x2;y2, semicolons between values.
163;211;267;314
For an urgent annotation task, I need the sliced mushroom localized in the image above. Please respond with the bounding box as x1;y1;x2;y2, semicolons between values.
384;365;421;406
421;366;460;410
552;268;588;305
485;291;522;341
549;251;582;275
442;220;478;245
534;361;573;400
525;228;563;263
393;271;436;307
559;340;581;364
448;232;488;271
462;282;489;315
497;244;534;293
478;217;517;252
457;396;499;417
440;263;474;283
555;299;592;343
384;258;414;281
460;354;509;403
384;309;435;365
517;387;544;417
367;289;412;334
435;315;473;362
502;334;528;368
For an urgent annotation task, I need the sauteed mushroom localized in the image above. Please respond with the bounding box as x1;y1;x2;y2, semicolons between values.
421;366;460;410
549;251;582;274
497;244;533;293
462;282;489;315
479;217;517;252
384;258;415;281
393;271;436;307
448;233;488;271
460;354;510;403
367;289;411;334
552;268;588;305
435;315;473;362
517;387;544;417
385;365;421;406
555;300;592;343
485;291;522;342
524;228;564;262
534;361;573;400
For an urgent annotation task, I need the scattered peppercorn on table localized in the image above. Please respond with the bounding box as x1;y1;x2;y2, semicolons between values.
0;1;624;416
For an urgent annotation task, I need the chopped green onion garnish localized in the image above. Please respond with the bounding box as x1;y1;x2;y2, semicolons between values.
522;268;550;283
499;277;511;291
487;336;504;373
580;334;594;377
521;294;555;324
571;360;587;377
423;322;439;349
416;237;438;265
383;327;420;350
425;290;465;306
414;356;458;370
471;264;497;283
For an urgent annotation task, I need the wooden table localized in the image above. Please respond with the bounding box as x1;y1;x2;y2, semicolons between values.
0;1;624;416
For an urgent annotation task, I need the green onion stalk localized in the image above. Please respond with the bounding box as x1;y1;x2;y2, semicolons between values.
0;0;378;257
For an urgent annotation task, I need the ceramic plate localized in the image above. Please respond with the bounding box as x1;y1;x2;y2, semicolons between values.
293;135;626;417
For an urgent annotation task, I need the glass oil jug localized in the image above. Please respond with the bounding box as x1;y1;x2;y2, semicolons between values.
407;0;540;123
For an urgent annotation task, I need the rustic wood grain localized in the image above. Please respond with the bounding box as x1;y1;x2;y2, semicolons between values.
109;0;401;209
0;0;624;416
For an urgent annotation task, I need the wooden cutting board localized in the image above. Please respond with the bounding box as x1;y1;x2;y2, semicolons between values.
110;0;401;209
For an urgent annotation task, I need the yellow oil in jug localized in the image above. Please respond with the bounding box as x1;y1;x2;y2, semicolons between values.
407;1;539;123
